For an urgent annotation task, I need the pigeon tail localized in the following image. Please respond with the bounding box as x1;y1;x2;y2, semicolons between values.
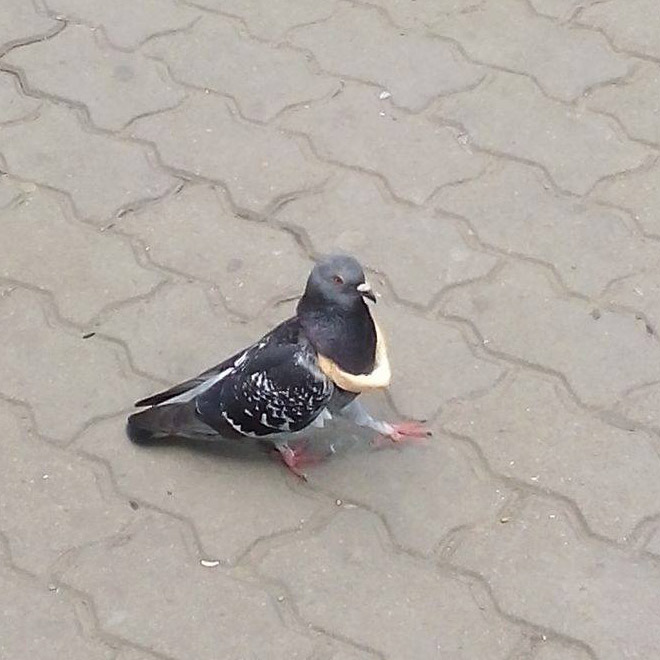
126;401;217;444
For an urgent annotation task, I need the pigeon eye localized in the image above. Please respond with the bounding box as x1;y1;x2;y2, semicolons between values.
332;275;344;285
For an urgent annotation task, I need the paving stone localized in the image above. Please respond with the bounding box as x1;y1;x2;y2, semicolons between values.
528;0;596;18
311;433;510;555
615;382;660;432
0;288;155;441
98;281;270;382
0;72;40;124
374;299;505;420
362;0;482;29
114;649;162;660
62;514;315;659
433;160;654;297
0;563;113;660
442;261;660;408
280;83;489;204
144;14;337;122
643;525;660;557
435;72;651;195
532;642;593;660
290;3;482;112
587;62;660;146
605;269;660;335
450;496;660;660
0;190;162;325
580;0;660;60
433;0;628;101
0;105;177;222
329;649;376;660
442;371;660;540
130;93;328;211
119;184;312;317
188;0;336;40
40;0;199;50
0;173;25;209
591;159;660;236
260;508;523;659
0;0;58;54
275;170;498;306
0;403;133;576
77;416;320;563
5;25;185;131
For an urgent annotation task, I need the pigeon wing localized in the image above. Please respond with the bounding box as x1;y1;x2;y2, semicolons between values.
133;344;252;408
196;339;333;438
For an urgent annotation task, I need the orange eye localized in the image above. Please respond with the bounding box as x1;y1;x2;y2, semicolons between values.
332;275;344;285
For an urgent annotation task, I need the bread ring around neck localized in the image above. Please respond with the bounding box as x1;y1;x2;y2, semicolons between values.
316;320;391;393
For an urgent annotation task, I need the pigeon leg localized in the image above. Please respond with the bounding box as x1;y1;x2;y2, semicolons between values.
338;399;430;447
273;441;327;481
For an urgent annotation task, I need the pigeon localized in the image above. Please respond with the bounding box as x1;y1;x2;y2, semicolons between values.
127;254;428;477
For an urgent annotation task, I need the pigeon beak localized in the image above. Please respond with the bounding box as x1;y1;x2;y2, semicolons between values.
357;281;377;303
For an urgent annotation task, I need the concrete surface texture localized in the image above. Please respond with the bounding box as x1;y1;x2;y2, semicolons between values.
1;0;660;658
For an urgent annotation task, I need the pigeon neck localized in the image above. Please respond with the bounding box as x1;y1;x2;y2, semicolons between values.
297;296;377;375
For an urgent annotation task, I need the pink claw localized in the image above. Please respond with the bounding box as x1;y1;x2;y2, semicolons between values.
274;443;326;480
372;420;431;448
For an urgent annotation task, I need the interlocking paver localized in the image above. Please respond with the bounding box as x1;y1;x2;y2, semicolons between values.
0;562;113;660
449;496;660;660
362;0;482;29
5;25;185;131
260;508;525;659
114;649;162;660
587;61;660;146
591;158;660;236
0;403;133;575
62;513;315;659
130;94;329;211
0;173;24;209
0;104;177;222
275;170;498;306
77;416;321;563
0;287;155;442
433;160;654;296
0;189;162;325
144;14;337;122
290;2;483;111
580;0;660;60
434;72;651;194
528;0;595;19
119;184;312;317
378;299;505;420
442;371;660;540
533;642;593;660
643;525;660;557
432;0;629;101
442;261;660;407
0;71;40;123
98;281;269;382
605;269;660;334
615;382;660;431
39;0;199;50
183;0;336;40
0;0;58;55
311;433;510;555
279;82;489;204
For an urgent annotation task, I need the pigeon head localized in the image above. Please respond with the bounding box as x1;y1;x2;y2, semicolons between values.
299;254;376;312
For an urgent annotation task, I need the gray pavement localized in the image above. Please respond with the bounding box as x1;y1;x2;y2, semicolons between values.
1;0;660;658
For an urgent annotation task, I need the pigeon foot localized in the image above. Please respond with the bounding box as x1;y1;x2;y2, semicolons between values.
372;421;431;448
274;442;327;480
